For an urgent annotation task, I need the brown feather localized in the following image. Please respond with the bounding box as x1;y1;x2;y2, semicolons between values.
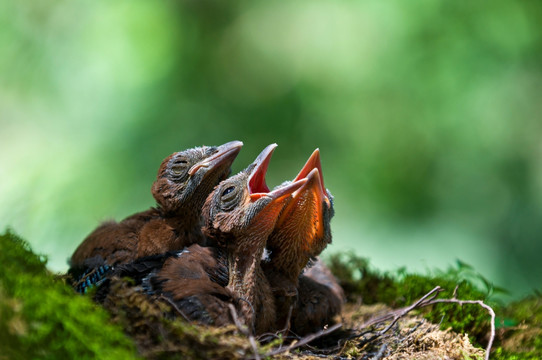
70;141;242;270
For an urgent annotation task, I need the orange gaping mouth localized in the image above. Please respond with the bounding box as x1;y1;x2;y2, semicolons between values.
276;168;325;247
248;144;306;201
273;149;331;250
293;149;329;206
248;144;275;200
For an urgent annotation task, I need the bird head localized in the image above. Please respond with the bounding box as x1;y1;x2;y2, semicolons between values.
152;141;243;214
271;149;334;261
202;144;307;252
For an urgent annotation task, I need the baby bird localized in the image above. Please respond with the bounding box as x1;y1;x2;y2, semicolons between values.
145;144;306;334
70;141;243;282
263;149;344;334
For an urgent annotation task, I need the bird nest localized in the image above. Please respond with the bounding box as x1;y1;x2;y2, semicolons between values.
4;230;542;360
98;276;487;360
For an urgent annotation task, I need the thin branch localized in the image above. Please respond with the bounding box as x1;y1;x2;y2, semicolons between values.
424;298;495;360
452;284;459;298
263;323;342;357
237;297;256;335
378;286;443;335
280;303;294;334
371;343;388;360
228;304;261;360
355;286;443;332
353;285;495;360
160;295;190;322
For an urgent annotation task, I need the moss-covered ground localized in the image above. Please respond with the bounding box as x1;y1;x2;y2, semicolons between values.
0;230;137;359
0;230;540;359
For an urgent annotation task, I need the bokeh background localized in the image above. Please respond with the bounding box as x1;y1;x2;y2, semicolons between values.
1;1;541;299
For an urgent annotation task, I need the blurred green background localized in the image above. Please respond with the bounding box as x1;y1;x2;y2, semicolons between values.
1;1;541;299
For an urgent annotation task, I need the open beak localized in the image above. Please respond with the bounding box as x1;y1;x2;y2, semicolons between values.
247;143;276;201
276;168;325;245
268;178;307;201
247;143;307;201
188;140;243;176
293;148;330;207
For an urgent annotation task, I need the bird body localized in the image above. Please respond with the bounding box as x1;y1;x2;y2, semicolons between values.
70;141;242;282
263;149;343;334
146;144;306;334
70;142;344;337
146;245;234;327
293;259;345;334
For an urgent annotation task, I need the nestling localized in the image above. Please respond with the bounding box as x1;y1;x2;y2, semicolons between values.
70;141;243;284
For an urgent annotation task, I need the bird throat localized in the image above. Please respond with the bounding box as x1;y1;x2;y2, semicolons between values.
226;237;267;329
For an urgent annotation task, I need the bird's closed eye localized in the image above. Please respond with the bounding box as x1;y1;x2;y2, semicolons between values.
171;159;189;175
171;165;186;175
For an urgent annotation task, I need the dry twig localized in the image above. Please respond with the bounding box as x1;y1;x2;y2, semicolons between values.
160;295;190;322
228;304;261;360
425;297;495;360
263;323;343;357
371;343;388;360
354;285;495;360
378;286;443;335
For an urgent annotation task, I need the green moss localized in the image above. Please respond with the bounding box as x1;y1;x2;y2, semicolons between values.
2;229;540;359
0;230;138;359
328;253;542;359
100;276;261;359
329;254;494;346
503;294;542;326
492;293;542;360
